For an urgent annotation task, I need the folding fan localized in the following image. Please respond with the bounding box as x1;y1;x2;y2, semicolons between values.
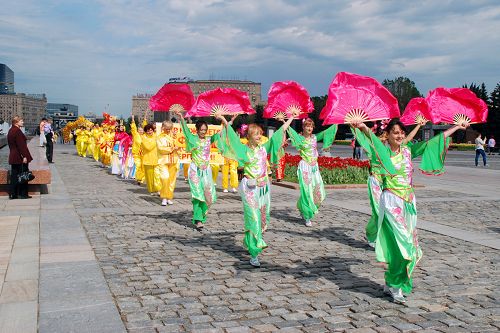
426;87;488;126
320;72;400;125
185;88;256;117
149;83;195;113
400;97;437;125
263;81;314;121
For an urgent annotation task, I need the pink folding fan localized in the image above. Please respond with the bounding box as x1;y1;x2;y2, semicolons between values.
185;88;255;117
149;83;195;113
263;81;314;121
400;97;438;125
425;87;488;126
320;72;400;125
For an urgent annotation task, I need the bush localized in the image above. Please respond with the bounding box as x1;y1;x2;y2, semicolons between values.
282;154;370;185
449;143;475;151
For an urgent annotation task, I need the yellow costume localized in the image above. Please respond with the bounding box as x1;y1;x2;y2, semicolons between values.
222;157;238;191
211;163;219;184
157;132;179;200
141;133;160;193
86;129;95;157
100;129;114;166
131;122;145;183
92;127;102;162
74;128;83;156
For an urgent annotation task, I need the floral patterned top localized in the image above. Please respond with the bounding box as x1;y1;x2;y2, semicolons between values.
180;119;220;169
287;125;337;165
218;125;285;185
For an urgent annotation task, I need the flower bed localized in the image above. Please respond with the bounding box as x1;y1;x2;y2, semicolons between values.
449;143;475;151
282;154;370;185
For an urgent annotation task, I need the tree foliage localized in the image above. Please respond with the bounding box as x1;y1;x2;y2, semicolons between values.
382;77;422;113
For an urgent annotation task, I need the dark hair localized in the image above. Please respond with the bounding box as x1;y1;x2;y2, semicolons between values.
385;118;406;134
195;120;208;132
144;124;154;132
42;117;47;121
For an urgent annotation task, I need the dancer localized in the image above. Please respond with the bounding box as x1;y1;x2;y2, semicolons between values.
352;118;467;303
111;123;128;175
353;119;424;246
141;123;160;194
222;115;239;193
175;111;220;229
216;112;296;267
157;120;180;206
130;117;146;184
287;119;338;226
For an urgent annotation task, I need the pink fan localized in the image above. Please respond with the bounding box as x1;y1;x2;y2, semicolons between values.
320;72;400;125
400;97;437;125
185;88;256;117
149;83;195;113
263;81;314;121
426;87;488;126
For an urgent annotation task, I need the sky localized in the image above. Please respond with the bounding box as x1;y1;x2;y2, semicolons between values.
1;0;499;117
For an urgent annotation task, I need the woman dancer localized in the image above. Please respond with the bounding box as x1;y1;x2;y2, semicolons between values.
157;121;180;206
216;113;296;267
353;119;467;303
141;123;160;194
175;111;221;229
287;119;337;226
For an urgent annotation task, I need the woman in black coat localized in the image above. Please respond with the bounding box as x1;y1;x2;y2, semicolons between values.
7;116;33;199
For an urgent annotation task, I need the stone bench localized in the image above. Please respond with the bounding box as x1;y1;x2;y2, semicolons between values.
0;136;51;195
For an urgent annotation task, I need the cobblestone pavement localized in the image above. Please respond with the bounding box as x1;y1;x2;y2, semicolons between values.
55;145;499;333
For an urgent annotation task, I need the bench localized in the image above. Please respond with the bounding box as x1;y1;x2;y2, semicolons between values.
0;136;51;195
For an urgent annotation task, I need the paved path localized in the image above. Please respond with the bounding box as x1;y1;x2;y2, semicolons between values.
0;143;499;332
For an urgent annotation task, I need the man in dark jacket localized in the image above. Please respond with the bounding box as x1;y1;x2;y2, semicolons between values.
8;116;33;199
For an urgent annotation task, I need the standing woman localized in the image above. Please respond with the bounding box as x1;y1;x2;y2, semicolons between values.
474;133;488;167
130;117;146;184
157;121;180;206
141;123;160;195
175;111;220;229
8;116;33;199
216;113;296;267
286;119;337;226
353;119;466;303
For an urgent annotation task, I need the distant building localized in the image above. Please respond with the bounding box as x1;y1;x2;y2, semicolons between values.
133;79;262;122
46;103;79;129
0;93;47;133
0;64;15;94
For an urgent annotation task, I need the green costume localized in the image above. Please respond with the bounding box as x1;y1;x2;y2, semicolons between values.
287;125;337;220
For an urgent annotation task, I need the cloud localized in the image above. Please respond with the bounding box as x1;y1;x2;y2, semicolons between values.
1;0;499;116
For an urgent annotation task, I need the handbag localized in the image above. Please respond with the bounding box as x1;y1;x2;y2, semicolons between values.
18;164;35;184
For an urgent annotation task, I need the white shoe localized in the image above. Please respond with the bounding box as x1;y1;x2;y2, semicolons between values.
305;220;312;227
150;192;156;196
249;256;260;267
368;242;375;248
184;178;188;182
384;285;406;304
223;189;228;193
167;200;174;205
161;199;167;206
231;188;237;193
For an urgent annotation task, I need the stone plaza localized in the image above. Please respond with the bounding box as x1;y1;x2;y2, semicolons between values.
0;143;499;333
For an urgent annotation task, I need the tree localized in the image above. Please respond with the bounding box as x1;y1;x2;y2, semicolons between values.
487;83;500;137
382;77;423;113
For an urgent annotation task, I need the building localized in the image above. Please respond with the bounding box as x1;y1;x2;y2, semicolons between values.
46;103;79;130
132;79;262;122
0;93;47;133
0;64;15;94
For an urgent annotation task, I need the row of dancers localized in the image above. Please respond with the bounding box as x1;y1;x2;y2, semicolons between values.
73;112;467;304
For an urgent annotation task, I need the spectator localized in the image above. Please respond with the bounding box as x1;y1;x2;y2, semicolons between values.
39;118;47;147
44;118;54;163
474;133;488;167
352;138;362;160
8;116;33;199
487;135;496;155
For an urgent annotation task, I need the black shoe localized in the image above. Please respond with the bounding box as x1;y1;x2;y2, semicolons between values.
9;194;18;200
19;195;32;199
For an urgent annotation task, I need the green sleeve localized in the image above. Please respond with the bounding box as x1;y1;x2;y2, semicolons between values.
216;125;249;164
316;124;338;149
286;127;305;149
264;127;285;165
352;128;396;176
412;133;451;175
180;118;198;152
